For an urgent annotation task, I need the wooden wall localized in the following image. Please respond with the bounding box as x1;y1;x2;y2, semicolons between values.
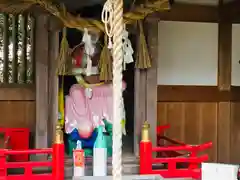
0;85;35;132
157;85;240;163
0;14;59;149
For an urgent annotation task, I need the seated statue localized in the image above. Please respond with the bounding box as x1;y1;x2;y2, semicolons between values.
65;76;126;157
63;29;126;156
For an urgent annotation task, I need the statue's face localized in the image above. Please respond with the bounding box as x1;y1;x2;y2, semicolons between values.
71;43;101;68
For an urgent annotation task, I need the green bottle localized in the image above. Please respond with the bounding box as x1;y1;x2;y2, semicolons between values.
94;125;107;148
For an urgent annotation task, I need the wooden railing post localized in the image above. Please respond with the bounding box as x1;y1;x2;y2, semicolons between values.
140;121;152;174
52;124;64;180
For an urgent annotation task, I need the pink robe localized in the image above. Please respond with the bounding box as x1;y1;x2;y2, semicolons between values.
65;82;126;135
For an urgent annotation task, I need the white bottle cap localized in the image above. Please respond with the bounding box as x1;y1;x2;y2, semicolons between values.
76;140;82;149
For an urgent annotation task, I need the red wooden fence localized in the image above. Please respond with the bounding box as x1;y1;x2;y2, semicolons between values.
0;143;64;180
0;126;64;180
140;124;213;179
140;140;212;179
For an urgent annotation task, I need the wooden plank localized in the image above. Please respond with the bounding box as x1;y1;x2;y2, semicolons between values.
3;13;9;83
47;24;59;147
146;21;158;156
0;85;35;101
149;3;219;23
35;14;49;149
217;102;231;163
0;101;35;132
165;103;185;142
183;103;200;145
230;102;240;163
197;103;218;162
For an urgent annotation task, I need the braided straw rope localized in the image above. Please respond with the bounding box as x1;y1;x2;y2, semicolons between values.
111;0;124;179
0;0;169;34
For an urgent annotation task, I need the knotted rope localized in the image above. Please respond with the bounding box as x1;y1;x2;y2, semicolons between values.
101;0;114;48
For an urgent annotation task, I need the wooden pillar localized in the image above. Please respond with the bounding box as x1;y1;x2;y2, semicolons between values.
134;20;158;156
48;17;60;147
146;20;158;156
217;8;232;162
134;69;147;156
218;22;232;91
35;14;49;149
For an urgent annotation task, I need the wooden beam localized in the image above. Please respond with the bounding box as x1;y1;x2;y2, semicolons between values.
145;20;158;156
35;14;49;149
0;85;35;101
222;0;240;23
149;3;219;23
157;85;240;102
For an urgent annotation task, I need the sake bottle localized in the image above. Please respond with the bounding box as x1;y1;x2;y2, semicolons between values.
93;125;107;176
74;141;85;177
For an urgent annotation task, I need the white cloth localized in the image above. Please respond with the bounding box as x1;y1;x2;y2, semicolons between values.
122;29;134;70
82;28;96;76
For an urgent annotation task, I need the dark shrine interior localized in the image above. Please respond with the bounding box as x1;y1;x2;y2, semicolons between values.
59;3;136;156
57;0;174;155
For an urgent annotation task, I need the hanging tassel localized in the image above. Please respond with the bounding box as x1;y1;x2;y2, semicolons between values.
135;20;152;69
56;27;71;75
98;35;113;81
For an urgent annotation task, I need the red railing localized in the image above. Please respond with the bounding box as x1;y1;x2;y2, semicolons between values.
157;124;187;158
0;143;64;180
140;124;213;179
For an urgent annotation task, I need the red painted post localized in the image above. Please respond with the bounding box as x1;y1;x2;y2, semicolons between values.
188;148;198;170
140;141;152;174
139;121;152;174
0;149;6;179
52;124;65;180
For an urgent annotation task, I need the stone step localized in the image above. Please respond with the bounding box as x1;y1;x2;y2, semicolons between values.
72;175;164;180
65;156;140;178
